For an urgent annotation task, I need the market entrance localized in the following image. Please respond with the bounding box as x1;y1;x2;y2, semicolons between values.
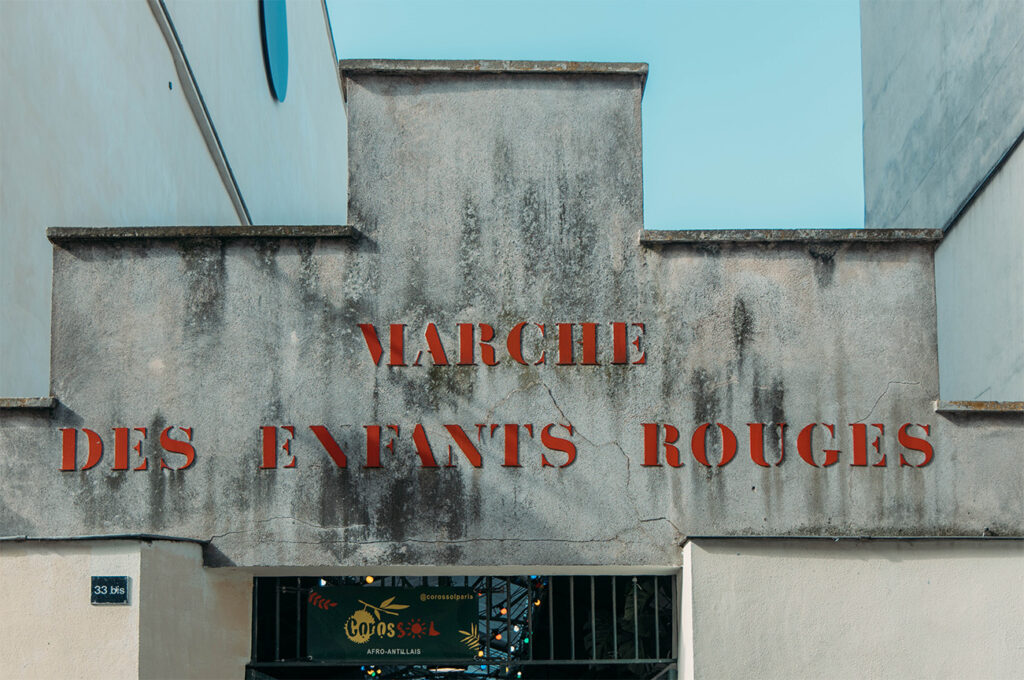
247;574;676;679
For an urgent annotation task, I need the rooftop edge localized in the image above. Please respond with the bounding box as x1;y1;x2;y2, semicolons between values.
47;225;357;243
0;397;56;410
338;59;648;92
640;229;944;245
934;400;1024;415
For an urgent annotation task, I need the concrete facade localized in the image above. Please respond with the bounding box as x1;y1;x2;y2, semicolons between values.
1;63;1019;577
1;4;1023;679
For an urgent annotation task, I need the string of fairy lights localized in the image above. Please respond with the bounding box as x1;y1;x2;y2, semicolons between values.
354;575;546;679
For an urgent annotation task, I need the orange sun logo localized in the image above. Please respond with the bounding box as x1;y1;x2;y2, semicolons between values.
407;618;426;639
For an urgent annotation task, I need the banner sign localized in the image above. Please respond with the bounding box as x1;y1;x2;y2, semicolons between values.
56;322;935;474
306;587;480;662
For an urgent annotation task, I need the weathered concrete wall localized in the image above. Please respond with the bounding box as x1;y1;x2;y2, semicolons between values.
0;541;142;679
138;541;251;680
934;142;1024;400
861;0;1024;230
0;63;1020;571
681;538;1024;679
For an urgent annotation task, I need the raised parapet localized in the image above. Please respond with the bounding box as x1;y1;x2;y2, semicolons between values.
0;61;1019;570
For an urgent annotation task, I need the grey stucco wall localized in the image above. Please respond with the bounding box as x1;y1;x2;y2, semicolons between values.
0;64;1020;569
861;0;1024;230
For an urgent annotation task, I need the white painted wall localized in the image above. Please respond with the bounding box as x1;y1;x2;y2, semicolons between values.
164;0;348;226
935;142;1024;401
0;540;252;679
0;0;349;398
681;538;1024;680
0;0;237;399
0;541;142;679
138;541;252;680
861;0;1024;232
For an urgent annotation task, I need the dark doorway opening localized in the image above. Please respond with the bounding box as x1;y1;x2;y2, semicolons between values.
248;574;676;679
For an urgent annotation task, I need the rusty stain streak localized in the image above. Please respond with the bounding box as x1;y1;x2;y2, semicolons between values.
0;397;56;409
934;400;1024;413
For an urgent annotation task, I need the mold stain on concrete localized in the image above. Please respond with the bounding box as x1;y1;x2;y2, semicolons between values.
377;468;473;542
459;196;481;290
178;239;227;331
252;239;280;273
732;298;754;366
807;244;839;287
691;368;720;425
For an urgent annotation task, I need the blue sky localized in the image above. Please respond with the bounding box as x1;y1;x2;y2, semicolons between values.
326;0;864;229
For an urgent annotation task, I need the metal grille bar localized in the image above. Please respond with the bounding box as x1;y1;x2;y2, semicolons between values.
249;573;676;676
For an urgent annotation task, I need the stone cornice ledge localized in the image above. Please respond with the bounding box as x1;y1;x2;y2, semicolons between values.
47;225;357;243
640;228;943;245
0;397;57;410
934;400;1024;415
339;59;648;91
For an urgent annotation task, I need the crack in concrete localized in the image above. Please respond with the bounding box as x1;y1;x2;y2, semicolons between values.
208;386;679;550
537;381;634;496
212;525;631;546
208;515;335;541
481;380;544;423
534;381;666;544
855;380;921;422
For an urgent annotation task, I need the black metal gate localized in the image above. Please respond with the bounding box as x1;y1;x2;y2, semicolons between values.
248;574;677;679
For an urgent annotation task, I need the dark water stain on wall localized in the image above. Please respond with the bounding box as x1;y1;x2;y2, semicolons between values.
295;239;321;307
377;468;474;542
252;239;280;273
807;245;839;287
179;239;227;331
459;196;481;290
314;453;369;529
520;182;545;280
691;368;720;425
752;369;786;462
732;298;754;366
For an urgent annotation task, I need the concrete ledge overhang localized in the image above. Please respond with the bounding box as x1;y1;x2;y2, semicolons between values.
640;228;943;245
46;225;357;243
682;535;1024;544
0;397;56;410
934;400;1024;415
0;533;207;544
